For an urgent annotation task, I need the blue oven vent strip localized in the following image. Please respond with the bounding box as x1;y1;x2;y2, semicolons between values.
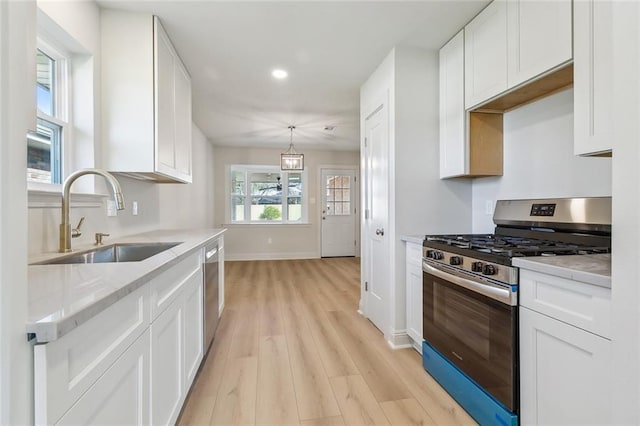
422;341;518;426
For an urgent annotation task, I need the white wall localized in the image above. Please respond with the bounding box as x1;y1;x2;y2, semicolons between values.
393;45;473;339
0;1;34;423
611;2;640;423
471;89;612;232
213;146;359;260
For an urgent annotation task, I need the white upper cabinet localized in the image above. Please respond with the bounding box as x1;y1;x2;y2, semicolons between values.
102;11;192;183
464;0;572;110
440;30;503;178
464;0;508;110
574;0;613;156
440;31;466;178
507;0;572;88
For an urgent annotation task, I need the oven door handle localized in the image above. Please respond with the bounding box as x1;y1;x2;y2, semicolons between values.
422;261;516;306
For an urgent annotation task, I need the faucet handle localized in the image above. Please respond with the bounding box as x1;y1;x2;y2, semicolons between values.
95;232;110;246
71;217;85;238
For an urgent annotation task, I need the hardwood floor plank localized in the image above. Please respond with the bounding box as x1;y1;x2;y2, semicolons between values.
380;398;436;426
300;416;346;426
290;280;359;378
256;335;300;425
328;310;413;402
278;282;341;420
209;356;258;426
329;375;390;426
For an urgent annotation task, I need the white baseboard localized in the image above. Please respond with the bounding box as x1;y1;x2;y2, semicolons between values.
387;330;413;349
225;251;318;261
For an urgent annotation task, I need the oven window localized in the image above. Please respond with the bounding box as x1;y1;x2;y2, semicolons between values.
434;284;491;360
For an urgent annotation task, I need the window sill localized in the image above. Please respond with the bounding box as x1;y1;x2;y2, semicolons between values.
222;222;311;227
28;185;107;209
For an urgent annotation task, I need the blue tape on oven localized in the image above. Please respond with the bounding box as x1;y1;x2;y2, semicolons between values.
422;340;518;426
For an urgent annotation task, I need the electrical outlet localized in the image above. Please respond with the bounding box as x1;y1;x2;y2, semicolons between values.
106;200;117;217
132;201;138;216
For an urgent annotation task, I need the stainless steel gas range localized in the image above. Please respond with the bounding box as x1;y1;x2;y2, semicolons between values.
421;197;611;426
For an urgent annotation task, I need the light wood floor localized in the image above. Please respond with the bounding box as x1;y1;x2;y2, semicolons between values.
178;258;476;426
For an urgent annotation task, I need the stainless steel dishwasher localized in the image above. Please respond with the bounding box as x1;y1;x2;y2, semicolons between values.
204;241;219;353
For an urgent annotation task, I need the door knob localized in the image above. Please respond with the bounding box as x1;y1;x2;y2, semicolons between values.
375;228;384;236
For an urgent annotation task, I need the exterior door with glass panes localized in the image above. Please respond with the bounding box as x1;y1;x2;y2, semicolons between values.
321;168;357;257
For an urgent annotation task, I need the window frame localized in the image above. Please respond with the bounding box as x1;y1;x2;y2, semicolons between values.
28;37;71;188
228;165;308;224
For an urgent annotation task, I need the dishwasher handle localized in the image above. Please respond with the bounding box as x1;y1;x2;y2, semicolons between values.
206;247;218;260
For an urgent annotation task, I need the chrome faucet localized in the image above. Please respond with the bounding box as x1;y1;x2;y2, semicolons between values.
60;169;125;253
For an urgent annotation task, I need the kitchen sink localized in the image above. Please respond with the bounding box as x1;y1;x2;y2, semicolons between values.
33;242;182;265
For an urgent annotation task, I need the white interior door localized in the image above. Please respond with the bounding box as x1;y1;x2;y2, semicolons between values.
321;168;357;257
362;100;389;334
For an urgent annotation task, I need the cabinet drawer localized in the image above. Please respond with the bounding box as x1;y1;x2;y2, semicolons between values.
519;270;611;339
406;242;423;265
150;251;202;320
35;284;150;425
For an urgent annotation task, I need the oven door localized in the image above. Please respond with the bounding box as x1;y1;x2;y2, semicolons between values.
422;260;518;412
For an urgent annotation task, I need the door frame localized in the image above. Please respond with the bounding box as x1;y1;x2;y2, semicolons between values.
317;165;360;258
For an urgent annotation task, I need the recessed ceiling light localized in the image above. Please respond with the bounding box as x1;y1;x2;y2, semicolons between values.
272;69;288;80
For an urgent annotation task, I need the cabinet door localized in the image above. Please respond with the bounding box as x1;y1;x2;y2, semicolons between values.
507;0;572;88
520;307;612;426
174;58;192;181
439;30;466;178
150;297;184;426
183;274;203;389
218;243;225;314
405;243;423;349
56;330;150;426
574;0;613;156
464;0;508;109
155;18;177;176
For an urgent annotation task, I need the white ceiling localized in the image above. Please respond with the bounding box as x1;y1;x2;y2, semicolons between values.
97;1;489;151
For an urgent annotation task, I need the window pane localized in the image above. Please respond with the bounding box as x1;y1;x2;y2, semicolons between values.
342;189;350;202
231;170;246;195
252;200;282;221
231;196;245;221
342;202;351;215
288;197;302;221
27;119;62;184
36;49;55;116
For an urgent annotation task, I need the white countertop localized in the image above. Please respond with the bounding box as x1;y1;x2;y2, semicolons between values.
401;235;425;245
27;228;226;343
513;253;611;288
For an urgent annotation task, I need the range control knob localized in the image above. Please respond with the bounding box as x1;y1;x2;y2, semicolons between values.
471;261;484;272
431;251;444;260
449;256;463;266
426;250;435;259
483;264;497;275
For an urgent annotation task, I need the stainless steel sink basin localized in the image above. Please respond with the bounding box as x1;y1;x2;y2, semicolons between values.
33;242;181;265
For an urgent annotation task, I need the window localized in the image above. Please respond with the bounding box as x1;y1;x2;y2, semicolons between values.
230;165;306;223
28;44;69;184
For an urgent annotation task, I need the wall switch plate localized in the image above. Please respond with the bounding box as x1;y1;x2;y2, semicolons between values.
132;201;138;216
106;200;117;217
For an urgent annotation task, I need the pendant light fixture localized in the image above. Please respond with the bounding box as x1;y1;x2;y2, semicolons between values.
280;125;304;171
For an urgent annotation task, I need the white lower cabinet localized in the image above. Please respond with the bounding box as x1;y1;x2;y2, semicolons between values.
519;269;612;425
35;250;206;426
150;296;184;426
184;273;204;388
56;330;150;425
405;241;423;351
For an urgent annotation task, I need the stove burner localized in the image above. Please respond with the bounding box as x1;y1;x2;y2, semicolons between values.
424;232;610;260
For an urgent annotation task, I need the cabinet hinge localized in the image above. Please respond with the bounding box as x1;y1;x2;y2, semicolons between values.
354;239;357;246
365;281;368;291
365;209;370;219
364;137;368;147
